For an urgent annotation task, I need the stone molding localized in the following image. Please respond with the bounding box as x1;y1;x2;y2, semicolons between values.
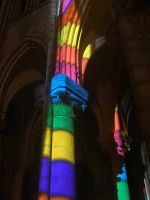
50;74;88;111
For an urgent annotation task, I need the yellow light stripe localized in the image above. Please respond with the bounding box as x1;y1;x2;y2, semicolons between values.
83;44;92;59
42;127;51;157
72;24;80;47
42;146;51;157
58;22;80;47
77;29;82;50
60;21;71;45
52;130;75;164
68;23;76;46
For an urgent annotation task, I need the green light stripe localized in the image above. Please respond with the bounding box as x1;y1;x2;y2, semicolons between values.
117;181;130;200
46;103;52;127
53;115;74;133
52;103;74;132
53;103;75;118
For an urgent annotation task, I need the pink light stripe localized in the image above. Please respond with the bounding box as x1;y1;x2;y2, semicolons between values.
66;63;71;78
60;61;66;74
55;61;60;75
114;131;125;157
71;64;77;82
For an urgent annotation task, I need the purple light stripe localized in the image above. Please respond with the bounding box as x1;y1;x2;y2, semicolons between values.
40;157;50;176
39;157;51;194
39;176;50;194
62;0;73;15
50;160;75;199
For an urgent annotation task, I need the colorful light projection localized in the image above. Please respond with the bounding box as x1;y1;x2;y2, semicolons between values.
81;44;92;78
114;106;125;157
114;106;130;200
39;0;90;198
38;103;52;200
49;74;88;200
81;37;106;81
56;0;105;84
62;0;73;14
38;94;76;200
55;0;81;83
117;164;130;200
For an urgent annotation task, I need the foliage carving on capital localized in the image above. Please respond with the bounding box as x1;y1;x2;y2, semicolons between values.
52;103;75;118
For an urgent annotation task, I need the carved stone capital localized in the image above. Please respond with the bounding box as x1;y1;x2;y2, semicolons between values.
50;74;88;111
52;103;75;118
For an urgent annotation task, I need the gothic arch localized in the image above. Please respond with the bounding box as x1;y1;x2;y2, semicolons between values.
0;41;47;120
2;81;44;200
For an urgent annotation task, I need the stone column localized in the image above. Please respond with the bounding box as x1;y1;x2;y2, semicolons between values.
50;74;88;200
114;106;130;200
141;143;150;200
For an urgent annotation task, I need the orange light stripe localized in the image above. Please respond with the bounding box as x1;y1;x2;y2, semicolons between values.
82;59;89;75
50;197;71;200
38;194;49;200
114;111;121;131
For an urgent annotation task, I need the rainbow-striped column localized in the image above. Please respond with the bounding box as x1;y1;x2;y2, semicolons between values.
50;74;88;200
114;106;130;200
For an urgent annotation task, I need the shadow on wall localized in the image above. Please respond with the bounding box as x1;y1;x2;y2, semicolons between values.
76;163;94;200
74;106;115;200
136;0;150;7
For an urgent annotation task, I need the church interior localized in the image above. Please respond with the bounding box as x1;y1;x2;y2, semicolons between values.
0;0;150;199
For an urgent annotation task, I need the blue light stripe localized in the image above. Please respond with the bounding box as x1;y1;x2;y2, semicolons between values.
50;160;75;199
39;157;51;194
